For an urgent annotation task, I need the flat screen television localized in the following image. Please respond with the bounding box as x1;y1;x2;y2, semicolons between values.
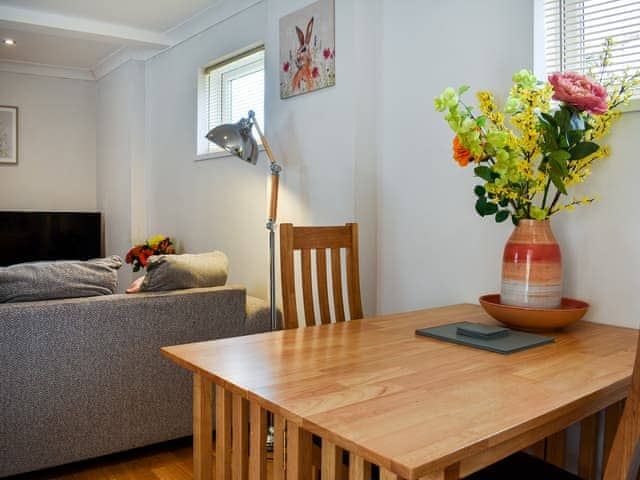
0;211;103;266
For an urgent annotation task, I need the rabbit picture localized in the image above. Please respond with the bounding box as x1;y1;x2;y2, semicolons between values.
292;17;315;92
279;0;335;99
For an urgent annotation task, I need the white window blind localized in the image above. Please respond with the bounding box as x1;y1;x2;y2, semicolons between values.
203;47;265;154
543;0;640;85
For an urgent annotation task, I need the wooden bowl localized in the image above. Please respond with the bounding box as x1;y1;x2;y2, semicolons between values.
479;294;590;332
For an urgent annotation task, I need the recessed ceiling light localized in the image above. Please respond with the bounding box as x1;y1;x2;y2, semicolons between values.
3;38;16;47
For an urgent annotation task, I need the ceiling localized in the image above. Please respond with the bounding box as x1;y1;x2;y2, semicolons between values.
0;24;119;69
0;0;220;77
0;0;217;32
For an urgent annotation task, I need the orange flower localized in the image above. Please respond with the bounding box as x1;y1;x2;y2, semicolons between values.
452;135;473;167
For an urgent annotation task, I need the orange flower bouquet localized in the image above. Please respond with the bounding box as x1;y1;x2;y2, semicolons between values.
125;235;175;272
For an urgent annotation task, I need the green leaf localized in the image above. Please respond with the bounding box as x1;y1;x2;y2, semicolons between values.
550;172;568;195
474;166;493;182
476;115;487;127
474;185;486;197
495;210;510;223
499;198;509;208
549;158;568;177
458;85;470;96
512;215;519;226
567;130;583;145
540;112;556;126
484;202;498;215
475;197;487;217
541;128;558;152
554;108;571;130
570;142;599;160
550;150;571;162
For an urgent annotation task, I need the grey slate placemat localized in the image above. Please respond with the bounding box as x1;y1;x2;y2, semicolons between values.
415;321;554;354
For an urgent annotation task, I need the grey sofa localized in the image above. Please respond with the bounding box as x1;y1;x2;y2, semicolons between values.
0;286;272;477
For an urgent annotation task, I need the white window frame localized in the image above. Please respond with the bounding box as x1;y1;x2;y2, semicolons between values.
534;0;640;113
196;45;265;161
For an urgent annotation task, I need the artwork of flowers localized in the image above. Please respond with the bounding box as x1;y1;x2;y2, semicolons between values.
279;0;335;99
434;38;639;224
0;106;18;165
125;235;175;272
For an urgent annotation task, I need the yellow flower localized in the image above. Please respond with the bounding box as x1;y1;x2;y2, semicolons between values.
147;235;167;248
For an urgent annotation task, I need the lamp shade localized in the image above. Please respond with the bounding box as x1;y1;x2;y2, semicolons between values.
205;118;258;165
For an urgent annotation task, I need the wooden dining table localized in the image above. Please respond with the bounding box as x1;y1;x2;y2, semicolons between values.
160;303;638;480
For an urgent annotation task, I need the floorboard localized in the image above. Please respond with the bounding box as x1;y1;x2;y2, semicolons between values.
3;437;275;480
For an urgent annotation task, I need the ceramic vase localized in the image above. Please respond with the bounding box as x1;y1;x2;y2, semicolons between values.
500;219;562;308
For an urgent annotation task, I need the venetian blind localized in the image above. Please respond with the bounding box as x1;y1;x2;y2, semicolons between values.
543;0;640;84
205;47;265;153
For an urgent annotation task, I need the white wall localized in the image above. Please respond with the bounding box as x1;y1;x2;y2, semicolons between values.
378;0;534;313
145;2;269;298
144;0;380;312
265;0;379;313
0;71;96;211
97;60;146;290
377;0;640;328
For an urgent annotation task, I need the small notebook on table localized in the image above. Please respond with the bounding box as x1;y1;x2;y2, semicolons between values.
415;321;554;354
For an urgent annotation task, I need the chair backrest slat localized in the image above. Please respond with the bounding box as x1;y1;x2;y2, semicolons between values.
300;248;316;327
346;224;363;321
331;247;346;324
279;223;298;326
604;333;640;479
280;223;362;329
315;249;331;324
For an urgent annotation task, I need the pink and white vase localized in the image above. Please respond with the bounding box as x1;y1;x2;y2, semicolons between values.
501;220;562;308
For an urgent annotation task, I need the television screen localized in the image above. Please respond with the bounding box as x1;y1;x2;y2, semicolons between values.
0;212;102;266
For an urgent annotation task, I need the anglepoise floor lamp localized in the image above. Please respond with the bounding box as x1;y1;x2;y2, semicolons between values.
206;111;281;332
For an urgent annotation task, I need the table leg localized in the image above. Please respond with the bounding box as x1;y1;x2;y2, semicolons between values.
249;402;267;480
193;373;213;480
348;453;371;480
286;422;312;480
273;414;286;480
216;385;232;480
321;440;344;480
232;394;249;480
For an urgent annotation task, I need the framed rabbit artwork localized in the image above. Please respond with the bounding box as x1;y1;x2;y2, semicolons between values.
279;0;335;99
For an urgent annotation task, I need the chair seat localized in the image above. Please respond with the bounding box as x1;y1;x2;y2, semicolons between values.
465;452;582;480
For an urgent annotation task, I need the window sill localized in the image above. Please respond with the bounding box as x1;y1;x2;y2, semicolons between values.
195;144;265;162
620;98;640;114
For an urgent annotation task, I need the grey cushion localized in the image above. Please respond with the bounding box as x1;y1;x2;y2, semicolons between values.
0;256;122;303
141;251;228;292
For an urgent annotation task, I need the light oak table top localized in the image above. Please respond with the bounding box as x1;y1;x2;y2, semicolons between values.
161;304;638;479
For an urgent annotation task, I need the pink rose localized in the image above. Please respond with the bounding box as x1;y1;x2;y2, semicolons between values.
548;72;608;115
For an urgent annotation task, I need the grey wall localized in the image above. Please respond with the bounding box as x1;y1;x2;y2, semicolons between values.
0;71;96;211
96;61;146;290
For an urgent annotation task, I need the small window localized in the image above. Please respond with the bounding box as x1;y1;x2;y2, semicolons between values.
539;0;640;106
197;46;265;157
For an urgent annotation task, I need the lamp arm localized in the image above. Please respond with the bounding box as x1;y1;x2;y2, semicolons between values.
251;116;278;167
250;116;281;228
250;115;281;332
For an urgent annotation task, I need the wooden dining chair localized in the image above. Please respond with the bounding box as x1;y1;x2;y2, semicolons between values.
279;223;363;329
466;332;640;480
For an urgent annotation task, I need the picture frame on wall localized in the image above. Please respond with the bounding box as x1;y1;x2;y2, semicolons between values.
0;106;18;165
279;0;335;99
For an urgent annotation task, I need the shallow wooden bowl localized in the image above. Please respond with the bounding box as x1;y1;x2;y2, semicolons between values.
479;294;590;332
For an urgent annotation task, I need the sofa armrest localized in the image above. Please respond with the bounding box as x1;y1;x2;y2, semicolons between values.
245;296;282;334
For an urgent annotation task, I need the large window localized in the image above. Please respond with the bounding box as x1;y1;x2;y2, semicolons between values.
197;46;265;157
539;0;639;105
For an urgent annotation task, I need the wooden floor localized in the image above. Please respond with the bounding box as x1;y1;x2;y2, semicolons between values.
5;438;276;480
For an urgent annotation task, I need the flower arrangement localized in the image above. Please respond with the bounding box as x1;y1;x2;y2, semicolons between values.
434;39;639;224
125;235;175;272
